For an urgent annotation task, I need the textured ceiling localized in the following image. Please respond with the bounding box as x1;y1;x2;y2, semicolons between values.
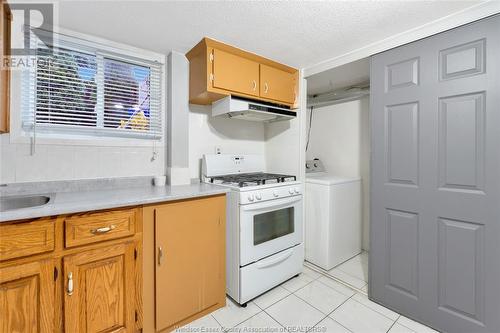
56;0;482;69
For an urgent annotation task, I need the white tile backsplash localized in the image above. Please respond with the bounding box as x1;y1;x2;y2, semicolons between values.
15;143;49;182
99;148;127;178
0;133;165;183
0;141;16;183
46;145;76;181
73;146;104;179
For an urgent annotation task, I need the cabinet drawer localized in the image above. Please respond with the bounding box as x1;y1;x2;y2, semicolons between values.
0;219;55;261
65;209;136;248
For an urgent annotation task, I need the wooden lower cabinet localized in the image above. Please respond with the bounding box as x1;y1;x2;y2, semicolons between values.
143;195;226;332
0;259;55;333
0;208;143;333
64;242;136;333
0;195;226;333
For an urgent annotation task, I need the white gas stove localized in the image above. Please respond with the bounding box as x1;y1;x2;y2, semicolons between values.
203;154;304;306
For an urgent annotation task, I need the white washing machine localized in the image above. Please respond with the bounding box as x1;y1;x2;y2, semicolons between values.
305;159;362;270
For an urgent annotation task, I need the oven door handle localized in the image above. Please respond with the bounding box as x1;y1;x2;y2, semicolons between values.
256;247;295;269
241;195;302;212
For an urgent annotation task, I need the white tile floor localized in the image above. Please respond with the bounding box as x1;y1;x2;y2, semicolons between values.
175;264;439;333
325;251;369;291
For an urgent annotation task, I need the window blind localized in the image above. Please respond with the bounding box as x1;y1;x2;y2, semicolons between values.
22;32;163;139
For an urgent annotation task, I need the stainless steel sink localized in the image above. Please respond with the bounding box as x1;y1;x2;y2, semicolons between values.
0;194;52;212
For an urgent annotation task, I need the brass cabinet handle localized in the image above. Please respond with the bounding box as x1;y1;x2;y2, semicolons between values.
90;225;116;234
67;272;74;296
158;246;164;266
264;83;269;93
252;80;257;91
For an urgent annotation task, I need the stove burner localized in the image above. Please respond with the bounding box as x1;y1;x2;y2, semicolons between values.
209;173;297;187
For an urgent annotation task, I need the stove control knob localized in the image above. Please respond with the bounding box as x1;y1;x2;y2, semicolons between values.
288;188;294;195
255;193;262;200
273;191;279;197
294;188;300;194
247;195;255;202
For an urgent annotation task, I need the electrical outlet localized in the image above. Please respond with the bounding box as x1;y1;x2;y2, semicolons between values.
215;146;222;154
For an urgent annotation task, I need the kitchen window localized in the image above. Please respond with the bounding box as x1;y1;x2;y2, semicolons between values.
22;33;163;140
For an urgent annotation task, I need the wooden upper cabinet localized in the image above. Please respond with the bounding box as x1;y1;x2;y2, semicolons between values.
0;259;55;333
212;49;259;97
260;64;297;104
186;37;298;108
63;242;136;333
153;195;226;332
0;0;12;133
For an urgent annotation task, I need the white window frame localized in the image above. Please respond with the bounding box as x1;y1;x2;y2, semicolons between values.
9;25;166;148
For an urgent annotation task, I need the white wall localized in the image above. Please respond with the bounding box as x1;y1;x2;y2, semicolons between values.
306;97;370;250
188;105;266;180
0;21;167;184
265;74;306;181
1;17;300;185
166;52;190;185
0;134;164;183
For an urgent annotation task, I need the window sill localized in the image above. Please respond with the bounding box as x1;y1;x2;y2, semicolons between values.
8;130;164;148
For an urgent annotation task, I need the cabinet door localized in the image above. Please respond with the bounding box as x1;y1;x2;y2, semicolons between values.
212;49;259;96
260;64;297;104
0;260;54;333
155;195;226;331
64;242;135;333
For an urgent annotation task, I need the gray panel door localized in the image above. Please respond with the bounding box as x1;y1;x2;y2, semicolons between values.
370;15;500;333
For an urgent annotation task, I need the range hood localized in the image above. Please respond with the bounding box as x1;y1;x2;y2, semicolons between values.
212;96;296;122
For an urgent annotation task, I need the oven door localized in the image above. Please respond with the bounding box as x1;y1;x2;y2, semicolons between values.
240;195;302;266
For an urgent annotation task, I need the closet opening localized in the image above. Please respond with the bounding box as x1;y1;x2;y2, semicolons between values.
304;57;371;293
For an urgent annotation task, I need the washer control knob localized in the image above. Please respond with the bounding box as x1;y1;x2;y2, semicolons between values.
255;193;262;200
248;195;255;202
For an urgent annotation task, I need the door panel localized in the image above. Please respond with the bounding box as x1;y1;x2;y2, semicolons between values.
438;92;485;192
64;242;135;333
370;15;500;333
437;218;484;324
212;49;259;96
439;39;485;81
386;102;419;185
0;260;54;333
154;195;225;331
386;209;419;299
386;57;419;91
260;64;296;104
